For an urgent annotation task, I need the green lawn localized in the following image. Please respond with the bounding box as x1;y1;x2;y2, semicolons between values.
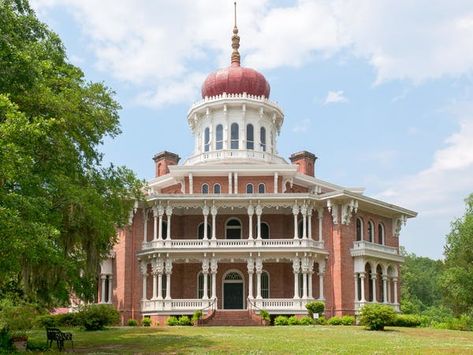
27;326;473;354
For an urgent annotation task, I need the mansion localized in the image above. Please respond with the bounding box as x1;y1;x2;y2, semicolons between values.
97;17;416;325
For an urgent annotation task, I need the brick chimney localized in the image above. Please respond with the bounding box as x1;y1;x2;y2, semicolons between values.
289;151;317;177
153;151;180;177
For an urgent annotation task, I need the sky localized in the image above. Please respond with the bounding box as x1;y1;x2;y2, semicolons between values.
30;0;473;259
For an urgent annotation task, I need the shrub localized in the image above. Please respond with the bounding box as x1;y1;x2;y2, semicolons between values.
55;313;80;327
341;316;355;326
327;316;343;325
36;315;57;328
178;316;191;326
259;310;270;322
287;316;300;325
76;304;119;331
192;310;203;323
360;304;396;331
306;301;325;318
314;316;326;325
274;316;289;326
167;316;179;326
392;314;422;327
127;319;138;326
0;303;41;332
142;318;152;327
299;316;314;325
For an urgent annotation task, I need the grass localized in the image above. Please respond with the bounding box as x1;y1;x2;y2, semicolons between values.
26;325;473;354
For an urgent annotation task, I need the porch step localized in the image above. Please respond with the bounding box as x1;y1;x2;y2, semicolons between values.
203;310;264;326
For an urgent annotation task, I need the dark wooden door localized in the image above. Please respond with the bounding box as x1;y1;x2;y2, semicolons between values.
223;283;243;309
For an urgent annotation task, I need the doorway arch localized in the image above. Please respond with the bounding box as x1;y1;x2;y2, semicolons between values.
222;270;245;309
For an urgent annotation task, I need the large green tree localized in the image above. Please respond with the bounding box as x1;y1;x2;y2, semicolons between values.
440;194;473;315
0;0;141;305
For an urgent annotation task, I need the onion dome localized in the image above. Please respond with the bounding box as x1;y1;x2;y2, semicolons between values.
201;3;271;99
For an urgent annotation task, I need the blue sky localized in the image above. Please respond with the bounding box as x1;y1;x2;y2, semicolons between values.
31;0;473;259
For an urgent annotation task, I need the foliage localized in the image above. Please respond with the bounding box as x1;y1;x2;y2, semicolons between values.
327;316;354;326
360;304;396;331
127;319;138;327
0;0;142;305
76;304;119;331
178;316;192;326
259;310;270;322
305;301;325;318
287;316;300;325
142;317;152;327
192;310;202;322
0;326;12;351
432;314;473;331
167;316;179;326
440;194;473;315
314;316;326;325
0;301;41;332
391;314;422;327
36;315;56;328
274;316;289;326
299;316;314;325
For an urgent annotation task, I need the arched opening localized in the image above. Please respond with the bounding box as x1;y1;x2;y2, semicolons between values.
261;271;269;298
298;220;303;239
231;123;239;149
201;184;209;194
162;274;167;298
378;223;385;245
261;222;270;239
260;127;266;151
368;221;374;242
376;265;383;302
204;127;210;152
365;263;373;302
216;124;223;150
356;218;363;241
258;183;265;193
213;183;221;194
246;124;254;150
162;221;168;240
197;271;212;299
197;223;211;239
225;218;241;239
222;270;244;309
246;183;254;194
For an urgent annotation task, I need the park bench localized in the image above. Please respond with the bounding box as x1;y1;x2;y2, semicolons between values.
46;327;73;351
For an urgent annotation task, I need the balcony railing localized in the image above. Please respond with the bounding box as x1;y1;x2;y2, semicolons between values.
141;299;213;313
141;238;325;252
352;241;399;255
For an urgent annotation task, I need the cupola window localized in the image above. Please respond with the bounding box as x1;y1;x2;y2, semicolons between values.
214;184;221;194
216;124;223;150
258;183;265;193
201;184;209;194
246;183;254;194
246;124;254;150
260;127;266;151
204;127;210;152
231;123;239;149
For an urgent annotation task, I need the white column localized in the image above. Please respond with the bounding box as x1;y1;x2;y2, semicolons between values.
301;205;307;239
107;276;112;303
202;259;209;300
189;173;193;194
158;206;164;240
247;258;254;299
393;277;398;304
211;206;217;240
371;274;377;302
307;208;312;240
256;205;262;240
140;263;148;301
360;272;366;302
247;205;254;240
165;259;172;300
166;206;173;240
387;279;392;303
203;206;209;240
354;273;359;302
256;258;263;299
308;272;313;299
317;208;324;242
382;276;388;303
152;207;158;241
157;274;163;300
228;172;233;194
143;209;148;243
234;172;238;194
293;205;299;239
302;273;308;299
318;260;325;300
100;275;106;303
293;257;300;299
210;259;218;299
273;172;278;193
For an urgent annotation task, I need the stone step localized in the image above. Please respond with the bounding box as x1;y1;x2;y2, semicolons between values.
203;310;264;326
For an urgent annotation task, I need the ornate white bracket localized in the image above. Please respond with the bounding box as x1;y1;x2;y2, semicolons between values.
392;215;407;237
327;199;339;224
341;199;358;225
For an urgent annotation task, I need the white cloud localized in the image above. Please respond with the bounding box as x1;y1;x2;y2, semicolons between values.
292;118;311;133
324;90;348;105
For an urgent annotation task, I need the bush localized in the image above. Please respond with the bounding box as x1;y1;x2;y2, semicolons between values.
327;316;343;325
142;318;152;327
341;316;355;326
36;315;57;328
55;313;80;327
259;310;270;322
127;319;138;326
274;316;289;326
167;316;179;326
287;316;300;325
192;310;203;323
392;314;422;327
76;304;119;331
0;303;41;332
299;316;314;325
360;304;396;331
178;316;191;326
306;301;325;318
314;316;326;325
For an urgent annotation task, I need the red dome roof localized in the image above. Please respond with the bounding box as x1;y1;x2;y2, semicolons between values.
201;64;271;99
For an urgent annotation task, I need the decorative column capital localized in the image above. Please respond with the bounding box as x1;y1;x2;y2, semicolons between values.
202;205;210;216
292;204;300;215
255;205;263;216
152;258;164;275
100;274;107;280
165;206;173;216
210;205;218;216
165;258;173;275
359;272;366;279
247;257;255;274
307;207;313;217
301;257;310;273
157;205;165;216
317;207;324;219
292;257;301;273
202;258;210;274
300;204;308;215
255;258;263;274
247;205;254;216
140;262;148;276
210;258;218;273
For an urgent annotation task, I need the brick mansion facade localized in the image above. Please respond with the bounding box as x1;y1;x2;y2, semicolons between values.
97;16;416;325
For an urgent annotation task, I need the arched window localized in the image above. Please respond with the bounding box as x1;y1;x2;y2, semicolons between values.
260;127;266;151
246;183;254;194
197;223;211;239
246;124;254;150
214;184;221;194
225;219;241;239
368;221;374;242
201;184;209;194
356;218;363;241
197;272;212;298
258;183;265;193
231;123;239;149
261;222;270;239
204;127;210;152
216;124;223;150
378;223;385;245
162;221;168;240
261;271;269;298
298;220;303;239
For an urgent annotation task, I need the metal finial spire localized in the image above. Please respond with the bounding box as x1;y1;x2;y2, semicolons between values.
231;1;240;66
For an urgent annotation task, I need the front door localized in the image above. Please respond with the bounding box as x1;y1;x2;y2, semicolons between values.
223;283;243;309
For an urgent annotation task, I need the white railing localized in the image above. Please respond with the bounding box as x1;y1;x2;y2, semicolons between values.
184;149;286;165
352;241;399;255
250;298;312;313
141;299;211;312
142;238;325;252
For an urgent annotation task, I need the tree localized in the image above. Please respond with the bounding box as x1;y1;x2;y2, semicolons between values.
0;0;142;305
440;194;473;315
